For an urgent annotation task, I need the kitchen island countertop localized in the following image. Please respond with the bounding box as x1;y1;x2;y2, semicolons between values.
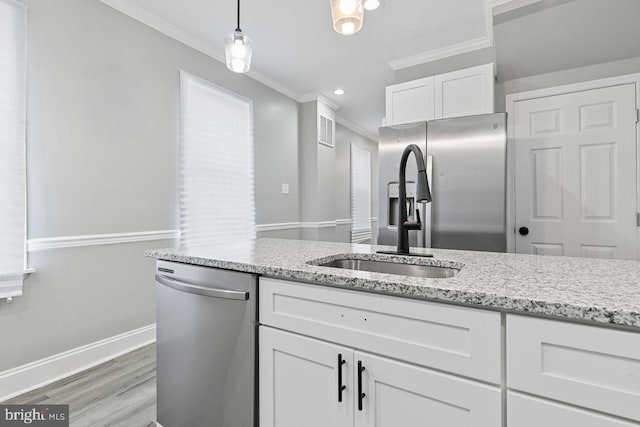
146;238;640;329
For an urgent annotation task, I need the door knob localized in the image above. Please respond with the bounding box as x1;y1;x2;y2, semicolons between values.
518;226;529;236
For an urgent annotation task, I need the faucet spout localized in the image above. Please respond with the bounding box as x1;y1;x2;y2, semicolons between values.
397;144;431;254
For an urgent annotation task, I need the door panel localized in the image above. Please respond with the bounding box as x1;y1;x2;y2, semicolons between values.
259;327;353;427
508;392;639;427
354;351;501;427
385;77;435;125
514;84;638;259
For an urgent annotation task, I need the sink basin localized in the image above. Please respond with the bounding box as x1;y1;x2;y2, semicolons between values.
318;258;460;279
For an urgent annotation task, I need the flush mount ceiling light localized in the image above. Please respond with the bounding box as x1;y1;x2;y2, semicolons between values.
364;0;383;10
330;0;365;36
225;0;252;73
334;89;345;95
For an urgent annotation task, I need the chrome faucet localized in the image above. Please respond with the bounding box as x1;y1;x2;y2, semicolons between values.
378;144;432;256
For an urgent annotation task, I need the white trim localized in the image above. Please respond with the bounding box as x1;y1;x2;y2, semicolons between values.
505;72;640;253
0;324;156;402
99;0;303;103
387;36;493;71
336;115;378;141
255;222;302;232
27;229;180;251
256;219;354;232
299;93;341;111
300;220;341;229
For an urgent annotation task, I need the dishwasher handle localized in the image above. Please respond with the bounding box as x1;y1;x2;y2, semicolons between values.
155;274;249;301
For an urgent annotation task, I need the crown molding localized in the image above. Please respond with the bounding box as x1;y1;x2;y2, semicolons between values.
388;36;493;71
299;92;341;111
335;115;377;142
99;0;304;103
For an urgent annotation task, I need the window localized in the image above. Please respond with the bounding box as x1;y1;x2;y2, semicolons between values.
0;0;27;299
351;144;372;243
179;71;255;246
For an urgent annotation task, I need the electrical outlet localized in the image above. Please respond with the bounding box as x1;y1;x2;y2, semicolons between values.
281;183;289;194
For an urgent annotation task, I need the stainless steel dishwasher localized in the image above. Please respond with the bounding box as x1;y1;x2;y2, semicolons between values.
155;260;257;427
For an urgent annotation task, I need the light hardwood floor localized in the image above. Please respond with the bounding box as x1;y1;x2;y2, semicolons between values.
4;344;157;427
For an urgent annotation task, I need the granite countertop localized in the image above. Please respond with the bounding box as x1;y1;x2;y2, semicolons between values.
146;238;640;329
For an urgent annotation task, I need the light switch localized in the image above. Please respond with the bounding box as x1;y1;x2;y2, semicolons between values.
281;183;289;194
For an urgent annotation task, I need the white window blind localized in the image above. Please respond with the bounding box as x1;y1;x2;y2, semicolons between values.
0;0;27;299
351;144;372;243
179;72;255;247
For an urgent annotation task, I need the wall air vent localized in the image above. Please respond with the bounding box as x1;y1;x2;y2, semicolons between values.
319;114;335;147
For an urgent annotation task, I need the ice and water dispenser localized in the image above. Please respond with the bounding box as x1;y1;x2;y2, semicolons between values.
386;182;418;226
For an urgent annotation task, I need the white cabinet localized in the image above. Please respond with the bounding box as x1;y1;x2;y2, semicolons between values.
259;326;501;427
434;63;495;119
259;278;502;383
385;63;494;125
259;278;503;427
385;77;435;125
259;278;640;426
507;314;640;422
355;351;501;427
259;327;353;427
508;392;640;427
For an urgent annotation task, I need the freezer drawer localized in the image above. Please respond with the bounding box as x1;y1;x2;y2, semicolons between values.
155;261;257;427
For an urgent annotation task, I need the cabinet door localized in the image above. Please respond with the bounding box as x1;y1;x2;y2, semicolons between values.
354;351;501;427
434;63;494;119
385;77;435;125
508;392;640;427
259;327;353;427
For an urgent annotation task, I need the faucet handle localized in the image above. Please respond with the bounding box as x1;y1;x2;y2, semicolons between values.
403;209;422;230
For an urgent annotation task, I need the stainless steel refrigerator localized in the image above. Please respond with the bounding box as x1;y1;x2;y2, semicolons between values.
378;113;507;252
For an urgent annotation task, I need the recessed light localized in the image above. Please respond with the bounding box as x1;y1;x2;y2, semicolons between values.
334;89;345;95
364;0;382;11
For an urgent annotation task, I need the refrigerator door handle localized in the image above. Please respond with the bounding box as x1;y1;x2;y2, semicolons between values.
422;155;433;248
155;274;249;300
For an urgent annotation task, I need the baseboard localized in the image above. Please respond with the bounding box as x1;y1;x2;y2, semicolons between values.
0;324;156;402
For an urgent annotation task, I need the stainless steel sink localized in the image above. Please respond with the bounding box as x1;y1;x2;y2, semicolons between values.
318;258;459;279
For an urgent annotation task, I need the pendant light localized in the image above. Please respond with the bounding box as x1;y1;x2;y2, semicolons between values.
225;0;252;73
330;0;365;36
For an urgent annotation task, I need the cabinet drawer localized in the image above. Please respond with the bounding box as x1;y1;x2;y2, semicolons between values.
507;315;640;421
259;278;501;383
508;392;639;427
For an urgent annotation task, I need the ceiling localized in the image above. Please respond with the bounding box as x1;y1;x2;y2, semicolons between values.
102;0;491;136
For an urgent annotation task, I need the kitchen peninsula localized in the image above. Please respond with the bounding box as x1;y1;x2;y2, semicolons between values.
148;238;640;427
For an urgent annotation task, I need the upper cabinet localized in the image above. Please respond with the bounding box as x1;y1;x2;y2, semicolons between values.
385;63;495;126
385;77;435;125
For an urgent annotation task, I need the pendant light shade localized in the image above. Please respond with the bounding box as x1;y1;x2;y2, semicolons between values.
330;0;365;35
225;0;252;73
225;31;252;73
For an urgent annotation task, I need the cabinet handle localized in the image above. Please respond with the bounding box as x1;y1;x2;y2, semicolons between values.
357;360;366;411
337;354;346;402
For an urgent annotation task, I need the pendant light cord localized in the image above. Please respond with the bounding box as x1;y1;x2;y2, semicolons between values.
236;0;241;32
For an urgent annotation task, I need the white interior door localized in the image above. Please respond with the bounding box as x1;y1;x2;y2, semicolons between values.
514;84;638;259
259;327;353;427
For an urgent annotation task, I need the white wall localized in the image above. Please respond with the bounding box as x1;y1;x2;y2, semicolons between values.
0;0;300;372
298;102;378;243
